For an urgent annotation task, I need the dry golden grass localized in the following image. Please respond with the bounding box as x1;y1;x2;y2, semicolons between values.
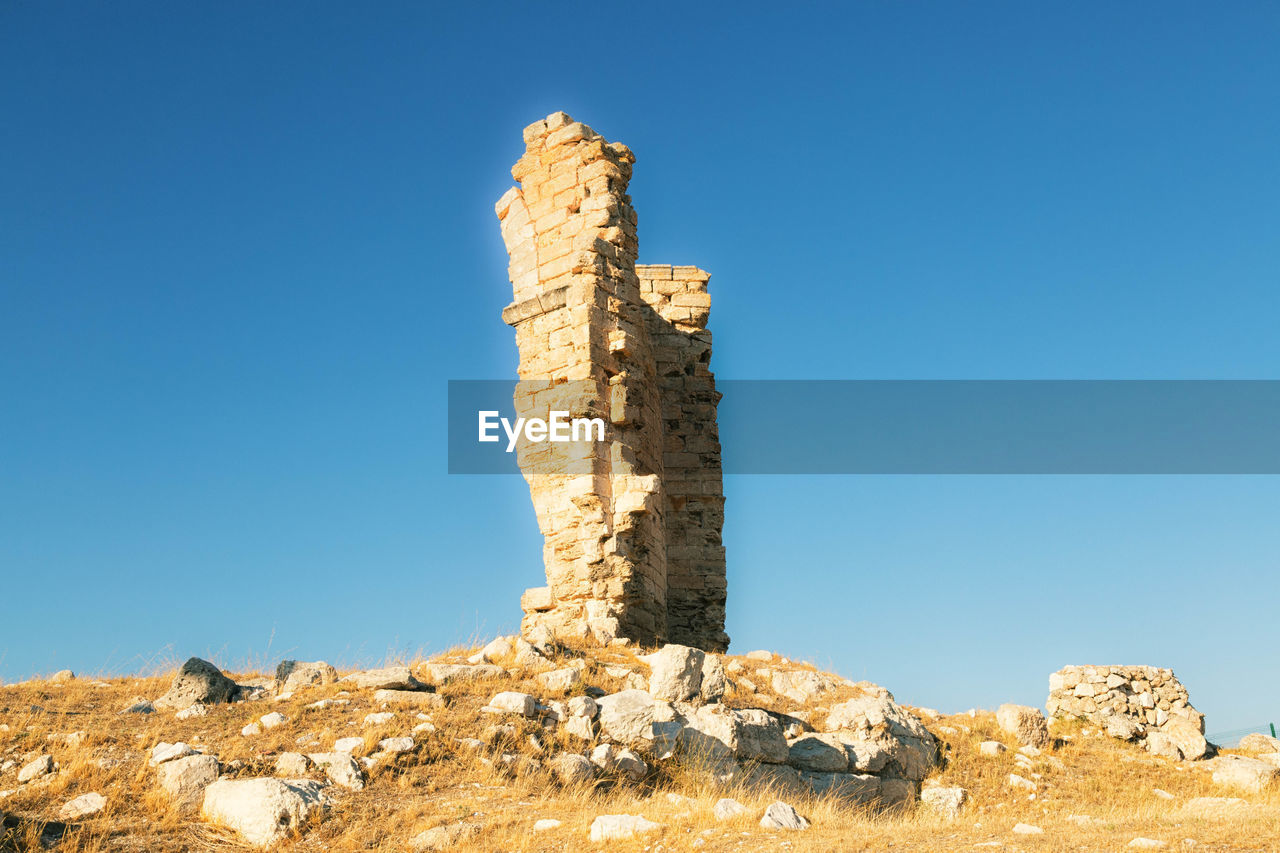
2;646;1278;852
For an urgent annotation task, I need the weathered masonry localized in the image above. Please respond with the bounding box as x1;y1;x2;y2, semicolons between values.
495;112;728;652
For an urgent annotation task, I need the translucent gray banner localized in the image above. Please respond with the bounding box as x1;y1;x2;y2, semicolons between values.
448;380;1280;474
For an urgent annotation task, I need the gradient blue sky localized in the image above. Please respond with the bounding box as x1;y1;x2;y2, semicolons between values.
3;3;1278;733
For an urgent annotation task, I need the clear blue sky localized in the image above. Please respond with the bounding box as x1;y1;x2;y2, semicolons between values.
3;3;1277;733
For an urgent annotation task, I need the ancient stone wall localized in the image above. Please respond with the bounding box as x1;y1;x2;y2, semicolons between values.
1047;665;1209;759
496;112;727;651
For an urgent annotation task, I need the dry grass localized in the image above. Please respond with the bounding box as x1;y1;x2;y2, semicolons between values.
2;646;1278;852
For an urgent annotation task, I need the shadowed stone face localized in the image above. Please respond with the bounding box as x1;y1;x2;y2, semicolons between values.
496;112;727;651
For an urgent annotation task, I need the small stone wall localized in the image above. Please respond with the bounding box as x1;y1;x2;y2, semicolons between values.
1047;665;1209;760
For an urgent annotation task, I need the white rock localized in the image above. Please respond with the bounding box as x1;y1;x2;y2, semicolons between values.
240;723;261;737
551;752;594;784
1012;822;1044;834
363;712;395;726
334;736;365;753
759;801;810;830
175;703;208;720
58;791;106;820
595;690;655;743
613;748;647;781
275;660;338;692
157;754;219;808
483;691;537;717
588;814;663;842
643;644;707;703
340;665;418;691
307;752;365;790
745;650;773;661
568;695;598;718
533;818;561;831
1007;773;1036;791
920;784;968;818
374;689;443;708
979;741;1008;757
378;736;414;754
1153;788;1175;800
996;704;1051;749
1211;755;1280;793
413;721;437;734
537;668;581;692
477;636;513;663
200;777;330;848
274;752;310;776
1129;839;1168;849
150;742;198;766
258;712;286;730
713;797;749;820
18;755;53;783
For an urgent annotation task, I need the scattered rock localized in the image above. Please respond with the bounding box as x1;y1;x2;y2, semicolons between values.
713;797;749;820
259;711;287;730
200;777;331;848
1237;732;1280;753
150;742;197;766
175;703;208;720
157;754;220;809
333;736;365;754
155;657;238;711
121;700;155;714
377;736;414;754
979;741;1008;757
483;691;537;717
1210;755;1279;793
532;818;561;831
340;666;419;691
1129;839;1168;849
50;669;75;683
920;784;967;818
596;690;656;743
18;755;53;783
643;644;717;703
551;752;594;784
58;791;106;820
1006;773;1036;791
240;722;262;737
308;752;365;790
996;704;1051;749
422;663;503;685
275;660;338;692
681;703;789;765
537;668;581;692
589;814;663;842
274;752;311;776
1012;822;1044;835
363;712;395;726
759;801;810;830
375;689;443;708
613;748;648;781
410;821;481;851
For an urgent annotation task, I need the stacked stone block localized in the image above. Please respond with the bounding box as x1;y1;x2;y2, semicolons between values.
1047;665;1209;759
496;113;727;651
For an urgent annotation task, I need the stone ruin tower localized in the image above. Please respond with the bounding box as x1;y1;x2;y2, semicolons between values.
495;112;728;652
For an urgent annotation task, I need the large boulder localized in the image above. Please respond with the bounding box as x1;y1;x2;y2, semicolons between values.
155;658;238;711
996;704;1051;749
200;778;331;848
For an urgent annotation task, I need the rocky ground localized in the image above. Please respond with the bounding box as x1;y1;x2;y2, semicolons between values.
1;639;1278;852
